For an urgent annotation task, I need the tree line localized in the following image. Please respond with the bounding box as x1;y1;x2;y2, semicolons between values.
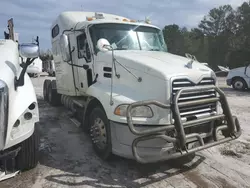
162;1;250;70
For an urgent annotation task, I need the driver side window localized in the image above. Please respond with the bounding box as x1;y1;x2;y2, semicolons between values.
77;33;91;62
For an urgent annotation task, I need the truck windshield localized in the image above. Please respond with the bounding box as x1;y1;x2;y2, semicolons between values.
89;23;167;53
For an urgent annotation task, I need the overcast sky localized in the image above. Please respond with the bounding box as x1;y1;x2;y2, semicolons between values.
0;0;246;50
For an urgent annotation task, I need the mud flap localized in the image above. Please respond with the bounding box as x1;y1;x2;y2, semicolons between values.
0;171;19;182
0;147;21;182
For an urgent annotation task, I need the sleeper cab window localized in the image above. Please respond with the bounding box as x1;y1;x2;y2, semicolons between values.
52;25;59;38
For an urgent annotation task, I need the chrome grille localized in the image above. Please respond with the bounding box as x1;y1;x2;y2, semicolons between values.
172;77;217;121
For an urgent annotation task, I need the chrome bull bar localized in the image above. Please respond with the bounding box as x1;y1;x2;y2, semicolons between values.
126;86;242;163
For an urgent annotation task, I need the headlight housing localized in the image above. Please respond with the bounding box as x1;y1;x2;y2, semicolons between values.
0;80;8;150
114;104;153;118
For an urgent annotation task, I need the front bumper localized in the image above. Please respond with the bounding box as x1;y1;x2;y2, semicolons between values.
123;85;241;163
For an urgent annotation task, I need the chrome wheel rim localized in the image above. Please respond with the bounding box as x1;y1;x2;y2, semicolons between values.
90;117;107;149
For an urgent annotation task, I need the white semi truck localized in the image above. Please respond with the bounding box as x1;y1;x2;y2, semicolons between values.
43;11;241;164
0;24;40;180
25;57;43;77
226;63;250;90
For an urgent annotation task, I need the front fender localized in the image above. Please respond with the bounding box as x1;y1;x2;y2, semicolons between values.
4;73;39;149
86;82;171;125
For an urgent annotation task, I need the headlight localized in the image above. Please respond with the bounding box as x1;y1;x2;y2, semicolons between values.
114;104;153;118
0;80;8;149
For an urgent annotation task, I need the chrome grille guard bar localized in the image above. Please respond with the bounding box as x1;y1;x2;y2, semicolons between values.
126;86;242;163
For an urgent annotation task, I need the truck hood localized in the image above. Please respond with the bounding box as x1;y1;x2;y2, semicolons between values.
229;66;245;73
109;51;215;83
0;40;20;86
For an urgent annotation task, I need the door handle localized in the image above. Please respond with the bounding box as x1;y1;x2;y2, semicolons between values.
83;65;89;70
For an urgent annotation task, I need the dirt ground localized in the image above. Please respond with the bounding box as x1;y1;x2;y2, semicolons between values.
0;76;250;188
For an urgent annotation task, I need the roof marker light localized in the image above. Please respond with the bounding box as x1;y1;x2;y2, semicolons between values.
86;17;94;21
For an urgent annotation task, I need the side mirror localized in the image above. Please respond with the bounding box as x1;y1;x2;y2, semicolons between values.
15;43;40;89
59;34;71;62
19;43;39;58
97;38;111;52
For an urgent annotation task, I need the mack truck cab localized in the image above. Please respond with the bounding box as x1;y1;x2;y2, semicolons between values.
0;38;40;180
43;11;241;164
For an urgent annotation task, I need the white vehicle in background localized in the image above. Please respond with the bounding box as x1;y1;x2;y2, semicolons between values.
43;11;241;164
24;57;43;77
226;63;250;90
0;21;40;181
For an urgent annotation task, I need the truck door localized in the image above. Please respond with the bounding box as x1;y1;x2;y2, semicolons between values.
72;32;94;94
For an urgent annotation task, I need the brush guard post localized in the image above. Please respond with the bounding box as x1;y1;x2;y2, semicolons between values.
126;86;242;163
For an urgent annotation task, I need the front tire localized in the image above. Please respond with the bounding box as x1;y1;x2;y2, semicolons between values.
232;78;247;90
89;107;112;160
16;125;39;171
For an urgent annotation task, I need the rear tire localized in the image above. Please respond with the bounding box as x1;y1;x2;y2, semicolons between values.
48;80;61;106
43;79;51;102
89;106;112;160
16;125;39;171
232;78;247;90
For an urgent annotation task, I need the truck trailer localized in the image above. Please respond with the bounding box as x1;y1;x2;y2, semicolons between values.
43;11;241;164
